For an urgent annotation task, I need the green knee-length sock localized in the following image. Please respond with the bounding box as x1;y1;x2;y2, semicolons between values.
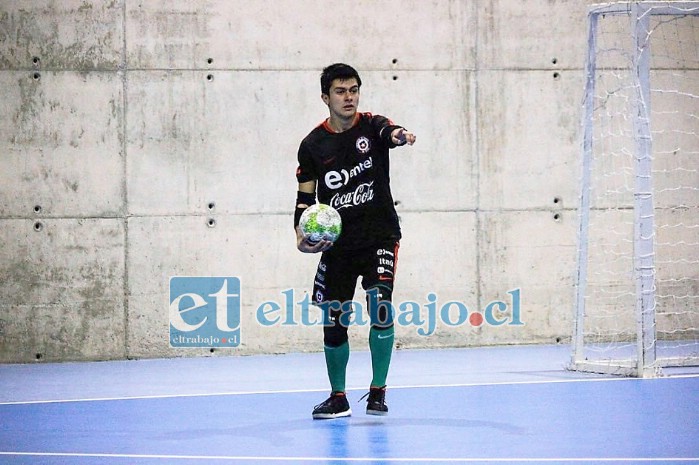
324;341;350;393
369;326;394;387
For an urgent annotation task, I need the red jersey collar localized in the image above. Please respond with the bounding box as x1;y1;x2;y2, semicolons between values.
322;113;361;133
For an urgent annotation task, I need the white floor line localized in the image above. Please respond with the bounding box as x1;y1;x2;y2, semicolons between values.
0;452;697;462
1;373;697;406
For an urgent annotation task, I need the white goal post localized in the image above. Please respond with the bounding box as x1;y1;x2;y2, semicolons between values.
570;1;699;377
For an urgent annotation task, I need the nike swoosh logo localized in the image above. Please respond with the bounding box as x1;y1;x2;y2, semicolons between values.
377;333;393;340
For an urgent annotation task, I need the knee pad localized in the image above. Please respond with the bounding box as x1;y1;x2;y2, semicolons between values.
323;317;349;347
319;299;350;347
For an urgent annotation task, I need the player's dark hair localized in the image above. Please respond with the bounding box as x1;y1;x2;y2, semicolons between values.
320;63;362;95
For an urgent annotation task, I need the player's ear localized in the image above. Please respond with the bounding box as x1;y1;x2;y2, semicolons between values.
321;93;329;105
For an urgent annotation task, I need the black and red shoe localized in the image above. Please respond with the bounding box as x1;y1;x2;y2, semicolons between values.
361;386;388;416
312;392;351;419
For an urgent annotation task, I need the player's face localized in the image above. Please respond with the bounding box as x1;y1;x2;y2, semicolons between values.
324;78;360;120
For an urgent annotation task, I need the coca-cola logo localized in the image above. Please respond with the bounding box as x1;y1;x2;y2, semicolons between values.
329;181;374;210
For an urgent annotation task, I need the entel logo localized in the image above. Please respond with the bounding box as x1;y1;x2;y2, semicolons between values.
324;157;373;189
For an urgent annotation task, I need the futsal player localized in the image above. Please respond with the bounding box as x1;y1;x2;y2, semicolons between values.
293;63;416;419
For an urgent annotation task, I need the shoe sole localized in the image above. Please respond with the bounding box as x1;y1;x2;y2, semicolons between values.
312;408;352;420
366;409;388;416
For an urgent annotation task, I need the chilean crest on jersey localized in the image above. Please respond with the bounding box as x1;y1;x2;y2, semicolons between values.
356;136;370;154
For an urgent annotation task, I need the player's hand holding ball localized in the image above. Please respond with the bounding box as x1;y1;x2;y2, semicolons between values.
296;204;342;253
296;232;334;253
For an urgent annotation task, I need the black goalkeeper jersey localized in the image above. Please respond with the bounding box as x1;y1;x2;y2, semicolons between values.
296;112;404;251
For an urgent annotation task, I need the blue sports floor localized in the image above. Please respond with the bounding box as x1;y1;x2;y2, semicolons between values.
1;345;698;464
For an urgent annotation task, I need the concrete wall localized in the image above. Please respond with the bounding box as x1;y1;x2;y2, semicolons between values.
0;0;600;362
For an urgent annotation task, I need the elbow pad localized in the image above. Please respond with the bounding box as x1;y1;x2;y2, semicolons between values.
294;191;316;227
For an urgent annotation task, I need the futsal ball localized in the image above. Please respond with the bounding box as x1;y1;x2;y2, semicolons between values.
299;204;342;244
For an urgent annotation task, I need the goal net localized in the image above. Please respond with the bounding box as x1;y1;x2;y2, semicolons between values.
570;1;699;377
